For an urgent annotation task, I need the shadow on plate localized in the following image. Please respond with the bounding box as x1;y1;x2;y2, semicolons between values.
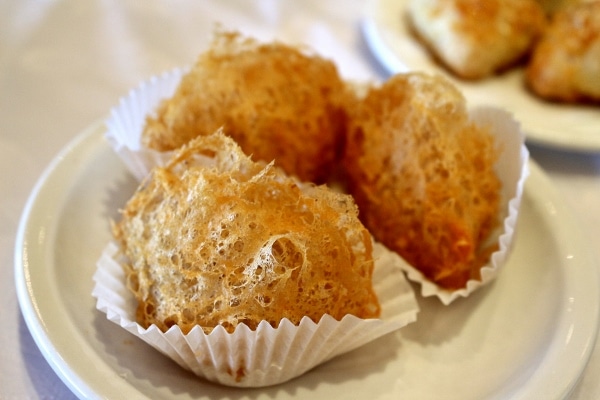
400;280;496;347
528;143;600;176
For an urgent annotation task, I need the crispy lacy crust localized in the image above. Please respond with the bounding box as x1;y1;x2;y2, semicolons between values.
537;0;584;15
142;30;347;183
343;73;501;289
407;0;547;79
113;130;380;334
526;1;600;103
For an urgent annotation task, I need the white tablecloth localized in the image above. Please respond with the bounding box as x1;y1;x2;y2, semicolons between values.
2;1;600;398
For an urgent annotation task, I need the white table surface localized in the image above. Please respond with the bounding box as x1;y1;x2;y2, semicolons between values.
2;1;600;399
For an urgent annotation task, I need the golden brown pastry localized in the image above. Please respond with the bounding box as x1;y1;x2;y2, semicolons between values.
536;0;587;15
113;130;380;334
526;1;600;103
343;72;501;289
142;30;347;183
407;0;547;79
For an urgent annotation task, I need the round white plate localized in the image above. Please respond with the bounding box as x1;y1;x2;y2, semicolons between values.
15;122;599;399
362;0;600;153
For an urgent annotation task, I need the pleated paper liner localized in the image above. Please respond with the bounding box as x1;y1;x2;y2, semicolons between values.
92;240;419;387
105;68;186;181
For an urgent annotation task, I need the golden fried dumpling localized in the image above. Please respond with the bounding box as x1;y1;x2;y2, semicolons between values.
113;130;380;334
526;1;600;102
142;30;347;183
407;0;547;79
343;73;501;289
536;0;587;15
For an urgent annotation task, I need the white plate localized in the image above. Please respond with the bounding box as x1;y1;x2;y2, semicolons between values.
362;0;600;153
15;122;599;399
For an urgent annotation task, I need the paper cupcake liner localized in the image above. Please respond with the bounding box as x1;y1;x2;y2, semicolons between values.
105;68;187;181
92;240;419;387
397;106;529;305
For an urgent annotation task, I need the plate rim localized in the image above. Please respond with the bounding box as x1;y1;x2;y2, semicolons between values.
14;122;600;399
361;0;600;154
14;123;102;400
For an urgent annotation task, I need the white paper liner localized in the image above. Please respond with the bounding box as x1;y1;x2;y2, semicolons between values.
397;107;529;305
105;68;187;181
92;240;419;387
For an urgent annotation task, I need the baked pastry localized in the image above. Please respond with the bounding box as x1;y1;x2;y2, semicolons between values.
113;130;380;334
526;1;600;102
407;0;547;79
536;0;586;15
98;132;419;388
343;72;502;289
142;30;347;183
